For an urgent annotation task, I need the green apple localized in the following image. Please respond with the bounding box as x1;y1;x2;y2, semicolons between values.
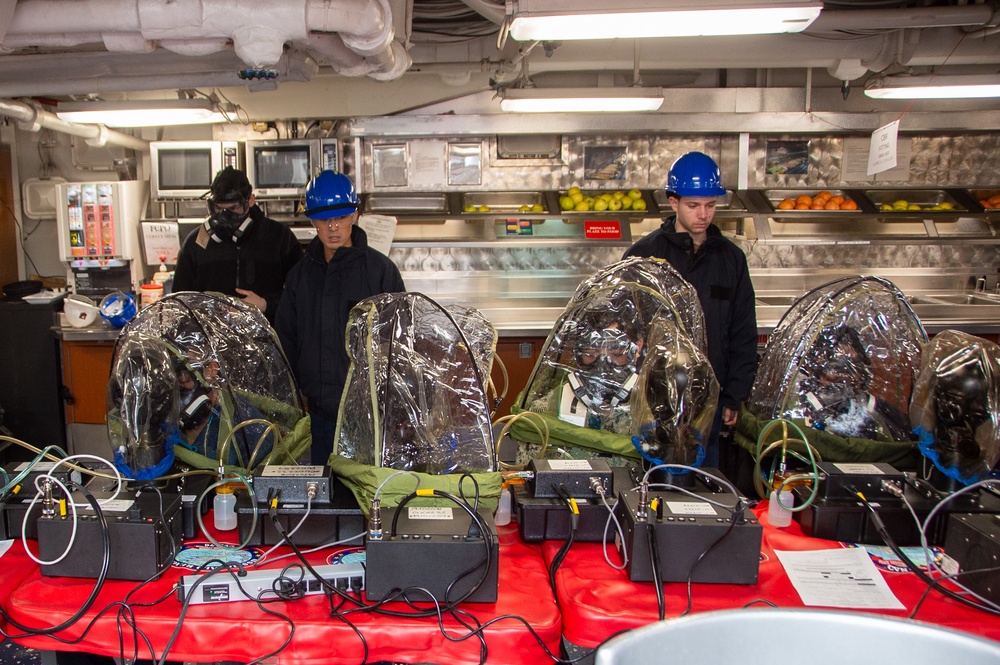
628;189;642;200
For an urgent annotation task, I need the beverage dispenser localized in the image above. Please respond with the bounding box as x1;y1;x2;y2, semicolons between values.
55;181;147;299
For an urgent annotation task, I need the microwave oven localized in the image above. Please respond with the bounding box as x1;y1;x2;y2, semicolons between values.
149;140;242;199
244;138;341;199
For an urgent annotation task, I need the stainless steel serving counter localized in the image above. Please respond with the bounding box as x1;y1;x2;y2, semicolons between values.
483;289;1000;337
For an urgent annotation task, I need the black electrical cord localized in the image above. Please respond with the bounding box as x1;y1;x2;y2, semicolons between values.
647;518;665;620
850;488;1000;618
548;484;579;596
680;499;748;617
0;482;110;637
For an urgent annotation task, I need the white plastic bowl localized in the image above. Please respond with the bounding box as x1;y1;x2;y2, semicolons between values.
64;294;101;328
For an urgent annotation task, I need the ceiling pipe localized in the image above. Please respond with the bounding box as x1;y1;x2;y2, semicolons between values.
0;98;149;151
807;5;997;32
1;0;408;80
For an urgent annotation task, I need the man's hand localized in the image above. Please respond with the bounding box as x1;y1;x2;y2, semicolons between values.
722;407;738;427
235;288;266;312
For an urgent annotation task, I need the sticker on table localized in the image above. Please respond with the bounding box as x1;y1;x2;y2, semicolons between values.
173;542;264;571
327;547;366;566
846;543;943;574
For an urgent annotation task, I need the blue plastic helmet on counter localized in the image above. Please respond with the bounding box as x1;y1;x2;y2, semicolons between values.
99;291;137;328
666;152;727;198
303;170;359;220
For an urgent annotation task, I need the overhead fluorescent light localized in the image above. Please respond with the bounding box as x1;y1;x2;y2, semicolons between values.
500;87;665;113
508;0;822;41
56;99;228;127
864;74;1000;100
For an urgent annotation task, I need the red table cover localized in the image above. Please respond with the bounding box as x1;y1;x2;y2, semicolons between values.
543;504;1000;649
4;525;560;664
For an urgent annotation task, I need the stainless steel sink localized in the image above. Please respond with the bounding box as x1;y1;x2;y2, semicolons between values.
755;295;802;307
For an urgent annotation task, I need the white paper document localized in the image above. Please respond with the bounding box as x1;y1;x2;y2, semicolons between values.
775;548;905;610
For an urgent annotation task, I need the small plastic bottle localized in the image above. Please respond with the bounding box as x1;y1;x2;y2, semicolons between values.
495;482;512;526
152;263;171;287
214;486;237;531
768;488;793;528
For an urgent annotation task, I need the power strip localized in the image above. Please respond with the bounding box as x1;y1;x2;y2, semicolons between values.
177;561;365;605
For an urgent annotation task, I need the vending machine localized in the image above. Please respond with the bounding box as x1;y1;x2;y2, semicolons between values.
56;181;148;299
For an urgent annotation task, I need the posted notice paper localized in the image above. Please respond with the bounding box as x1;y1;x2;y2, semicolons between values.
775;547;905;610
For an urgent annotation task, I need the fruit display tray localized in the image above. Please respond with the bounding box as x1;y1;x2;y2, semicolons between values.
765;189;858;212
865;189;965;212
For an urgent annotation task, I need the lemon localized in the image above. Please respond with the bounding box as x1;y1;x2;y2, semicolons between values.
892;199;908;209
879;204;893;211
463;205;477;213
939;202;953;210
907;204;921;211
531;203;544;212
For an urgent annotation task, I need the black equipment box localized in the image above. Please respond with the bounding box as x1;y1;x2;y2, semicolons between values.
944;512;1000;605
236;477;363;547
515;466;628;542
2;460;95;539
365;505;499;603
250;464;332;504
813;461;906;501
793;477;1000;546
614;469;761;584
528;458;613;499
37;489;183;580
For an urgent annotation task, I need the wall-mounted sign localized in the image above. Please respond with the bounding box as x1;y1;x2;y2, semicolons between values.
584;146;628;181
140;220;180;265
765;140;809;175
584;221;621;239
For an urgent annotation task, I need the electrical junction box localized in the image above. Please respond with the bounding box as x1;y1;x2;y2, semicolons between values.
250;464;331;504
614;471;762;584
236;476;363;547
813;461;906;501
177;561;366;605
37;488;182;581
528;457;613;499
365;505;499;603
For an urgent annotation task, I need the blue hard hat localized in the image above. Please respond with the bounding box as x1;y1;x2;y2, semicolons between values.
99;291;137;328
666;152;727;198
304;171;359;220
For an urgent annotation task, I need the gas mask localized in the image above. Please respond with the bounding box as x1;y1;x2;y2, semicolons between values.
571;327;639;407
177;369;213;431
208;198;250;242
933;365;990;477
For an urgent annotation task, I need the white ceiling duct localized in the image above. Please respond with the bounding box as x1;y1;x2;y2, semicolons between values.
0;0;410;82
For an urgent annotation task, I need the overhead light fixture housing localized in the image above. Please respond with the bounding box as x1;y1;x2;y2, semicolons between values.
508;0;823;41
864;74;1000;100
56;99;229;127
500;87;665;113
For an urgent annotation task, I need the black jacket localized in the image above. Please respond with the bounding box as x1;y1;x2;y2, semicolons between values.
172;206;303;322
624;218;758;411
275;225;405;420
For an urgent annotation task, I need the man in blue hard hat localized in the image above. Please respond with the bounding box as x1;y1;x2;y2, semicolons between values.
173;166;303;323
276;171;405;465
623;152;757;489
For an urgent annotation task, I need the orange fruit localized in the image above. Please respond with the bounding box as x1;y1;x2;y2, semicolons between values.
988;195;1000;207
824;200;840;210
982;200;992;208
777;198;795;210
795;203;810;210
795;195;813;206
816;190;833;200
828;195;844;206
811;202;826;210
839;199;858;210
